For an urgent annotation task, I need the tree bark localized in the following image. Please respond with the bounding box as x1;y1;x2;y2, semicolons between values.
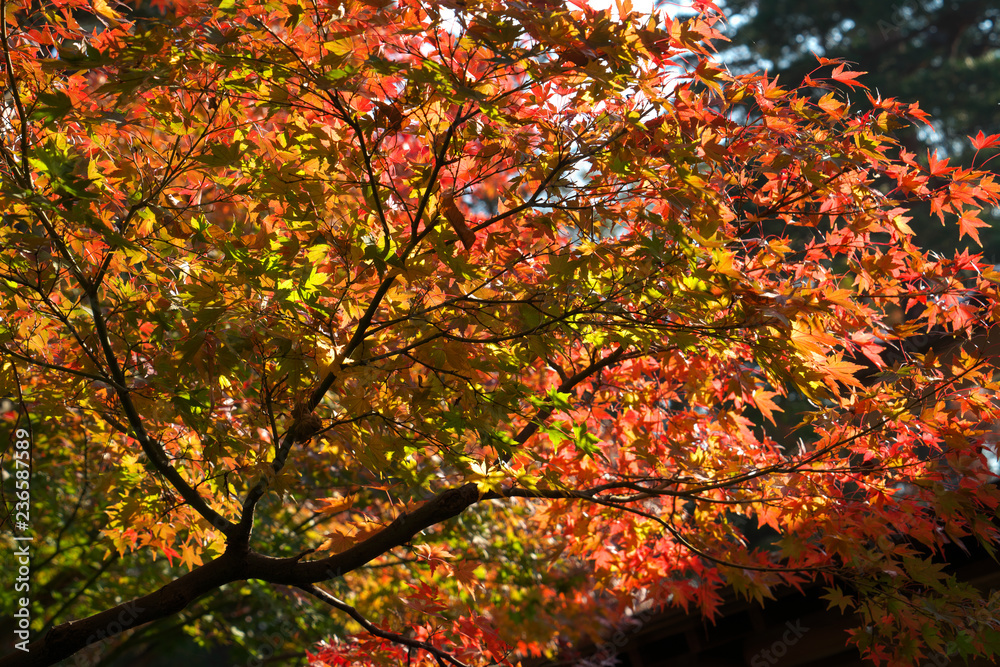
0;484;480;667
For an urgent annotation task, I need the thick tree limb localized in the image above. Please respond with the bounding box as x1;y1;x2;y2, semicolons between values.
243;483;481;584
0;483;482;667
0;551;244;667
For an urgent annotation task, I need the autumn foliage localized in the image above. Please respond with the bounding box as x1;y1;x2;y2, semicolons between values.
3;0;1000;665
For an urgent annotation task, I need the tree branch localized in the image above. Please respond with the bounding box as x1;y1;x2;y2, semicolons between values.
84;289;235;535
0;551;246;667
506;345;626;458
298;584;473;667
0;0;31;183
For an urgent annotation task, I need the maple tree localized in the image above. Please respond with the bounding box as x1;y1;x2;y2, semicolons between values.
3;0;1000;666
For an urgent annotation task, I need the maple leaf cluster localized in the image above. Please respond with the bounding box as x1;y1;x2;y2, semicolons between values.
1;0;1000;666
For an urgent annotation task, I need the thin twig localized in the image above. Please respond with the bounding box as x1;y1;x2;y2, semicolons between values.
297;584;473;667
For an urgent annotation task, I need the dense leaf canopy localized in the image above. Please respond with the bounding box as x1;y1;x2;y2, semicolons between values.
721;0;1000;252
2;0;1000;666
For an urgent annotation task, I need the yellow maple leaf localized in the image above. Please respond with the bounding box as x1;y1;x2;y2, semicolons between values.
92;0;122;26
313;494;356;515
